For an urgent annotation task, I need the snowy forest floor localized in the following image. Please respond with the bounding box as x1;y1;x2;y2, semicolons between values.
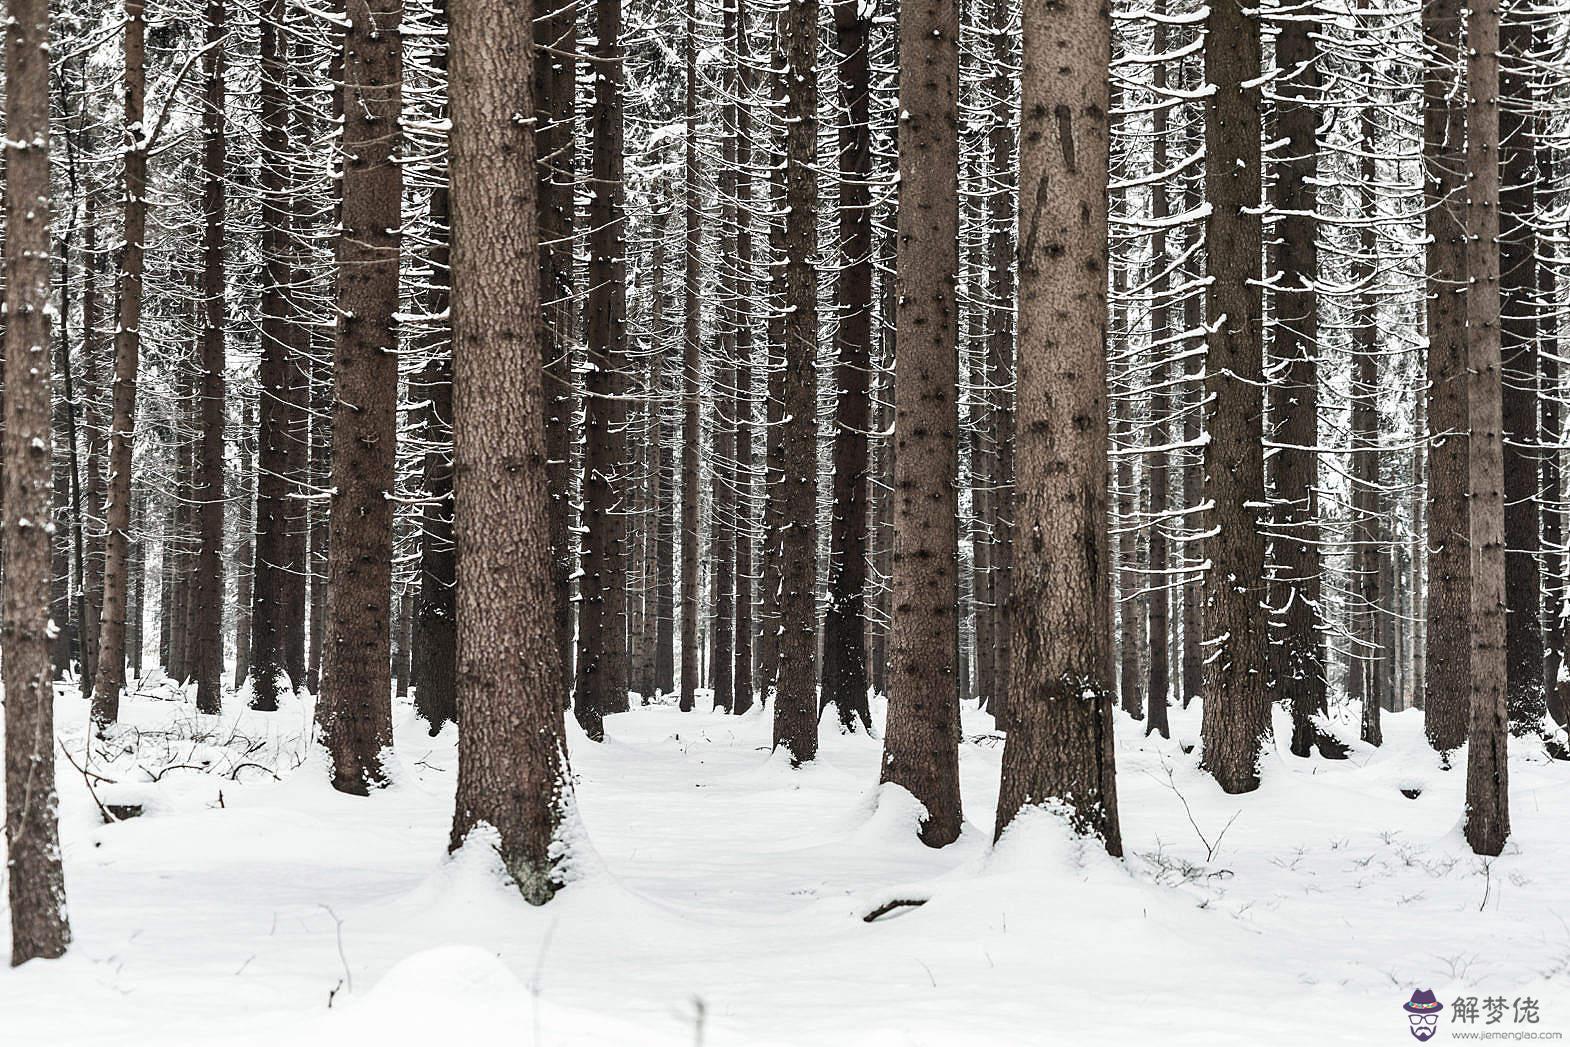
2;682;1569;1046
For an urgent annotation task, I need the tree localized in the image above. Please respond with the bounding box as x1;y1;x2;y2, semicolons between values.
4;0;72;961
1463;0;1510;857
447;0;574;902
993;0;1122;857
319;0;403;793
678;0;702;714
190;0;228;714
90;0;149;725
880;0;962;844
820;0;875;732
771;0;821;763
1422;0;1469;756
1198;0;1271;794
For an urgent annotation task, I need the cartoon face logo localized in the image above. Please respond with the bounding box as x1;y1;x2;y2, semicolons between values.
1404;990;1444;1041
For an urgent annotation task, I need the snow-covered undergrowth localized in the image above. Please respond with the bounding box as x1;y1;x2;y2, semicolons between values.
2;682;1568;1045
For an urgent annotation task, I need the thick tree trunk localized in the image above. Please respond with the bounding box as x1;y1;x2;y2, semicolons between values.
191;0;228;714
881;0;961;844
994;0;1121;857
820;0;874;732
90;0;148;726
319;0;402;793
1272;2;1334;758
1199;0;1271;794
1423;0;1469;756
575;0;630;737
771;0;820;763
447;0;573;901
4;0;73;961
1463;0;1510;857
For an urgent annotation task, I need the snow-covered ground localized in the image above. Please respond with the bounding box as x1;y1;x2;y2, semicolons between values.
3;679;1568;1045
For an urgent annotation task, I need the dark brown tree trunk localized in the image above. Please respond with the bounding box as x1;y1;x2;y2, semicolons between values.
1272;0;1333;758
732;0;756;713
234;400;254;689
994;0;1121;857
413;9;456;729
319;0;402;793
538;0;577;688
1200;0;1271;794
771;0;820;763
1499;11;1542;732
447;0;573;901
678;0;702;714
1463;0;1510;856
248;0;297;710
4;0;73;960
821;0;874;732
1423;0;1469;756
191;0;228;714
881;0;961;843
1144;17;1173;741
90;0;148;726
574;0;630;738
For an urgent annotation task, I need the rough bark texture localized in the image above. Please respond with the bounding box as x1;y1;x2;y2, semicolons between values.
993;0;1122;858
820;0;874;732
1498;8;1542;731
731;0;756;714
1272;2;1332;758
5;0;73;960
881;0;962;845
319;0;402;793
90;0;148;726
447;0;572;902
191;0;228;714
771;0;820;763
538;0;577;690
1463;0;1510;857
247;0;297;711
1422;0;1469;755
575;0;630;737
679;0;702;714
1199;0;1271;794
413;6;456;731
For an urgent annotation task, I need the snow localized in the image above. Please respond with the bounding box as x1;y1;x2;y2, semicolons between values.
3;684;1569;1045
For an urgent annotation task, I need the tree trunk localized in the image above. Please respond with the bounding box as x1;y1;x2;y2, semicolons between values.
994;0;1121;858
575;0;630;738
4;0;73;960
1199;0;1271;794
90;0;148;726
771;0;821;763
1463;0;1510;857
191;0;228;714
319;0;403;793
447;0;573;901
881;0;961;843
678;0;702;714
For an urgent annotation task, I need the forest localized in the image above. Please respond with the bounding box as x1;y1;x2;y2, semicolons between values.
0;0;1568;1039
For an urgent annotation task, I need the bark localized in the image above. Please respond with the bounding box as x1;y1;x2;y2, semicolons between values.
1423;0;1469;755
319;0;402;793
538;0;577;687
1463;0;1510;857
820;0;874;732
771;0;821;763
90;0;148;726
234;400;254;689
191;0;228;714
1199;0;1271;794
881;0;961;843
994;0;1121;858
1272;0;1333;758
447;0;573;901
679;0;702;713
575;0;631;737
248;0;297;710
732;0;756;714
4;0;73;960
1499;8;1542;731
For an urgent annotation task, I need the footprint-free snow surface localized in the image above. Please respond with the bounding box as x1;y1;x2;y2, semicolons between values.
3;684;1568;1045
